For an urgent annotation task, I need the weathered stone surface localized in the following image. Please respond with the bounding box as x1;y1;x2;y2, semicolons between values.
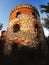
4;4;47;54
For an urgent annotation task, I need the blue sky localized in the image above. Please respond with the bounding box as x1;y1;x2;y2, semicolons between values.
0;0;49;36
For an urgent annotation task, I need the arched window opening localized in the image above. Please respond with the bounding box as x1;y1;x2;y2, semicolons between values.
13;24;20;32
32;12;37;19
16;12;21;18
32;12;36;18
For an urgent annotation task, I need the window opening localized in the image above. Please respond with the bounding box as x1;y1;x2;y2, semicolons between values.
13;24;20;32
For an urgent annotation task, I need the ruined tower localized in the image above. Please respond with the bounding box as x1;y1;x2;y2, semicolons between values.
4;4;46;54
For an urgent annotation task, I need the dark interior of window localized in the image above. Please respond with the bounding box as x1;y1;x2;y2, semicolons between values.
13;24;20;32
32;12;37;19
34;24;38;29
34;24;39;38
32;12;35;18
16;12;21;18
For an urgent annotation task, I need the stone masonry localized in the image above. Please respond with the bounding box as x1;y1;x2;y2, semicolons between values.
4;4;46;54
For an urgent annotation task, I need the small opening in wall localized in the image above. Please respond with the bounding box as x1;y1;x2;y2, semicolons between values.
32;12;37;19
16;12;21;18
13;24;20;32
34;24;39;38
32;12;35;18
35;24;38;29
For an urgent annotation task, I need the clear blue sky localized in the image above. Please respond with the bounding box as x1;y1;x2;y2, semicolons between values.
0;0;49;36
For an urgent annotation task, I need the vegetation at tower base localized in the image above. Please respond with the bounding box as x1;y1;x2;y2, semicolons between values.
3;4;47;55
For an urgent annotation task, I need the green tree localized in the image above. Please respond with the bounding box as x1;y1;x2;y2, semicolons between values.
40;2;49;29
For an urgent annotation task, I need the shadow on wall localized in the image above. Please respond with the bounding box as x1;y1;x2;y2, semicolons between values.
0;34;49;65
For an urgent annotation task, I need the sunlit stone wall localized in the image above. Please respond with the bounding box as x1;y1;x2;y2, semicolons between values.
4;4;46;54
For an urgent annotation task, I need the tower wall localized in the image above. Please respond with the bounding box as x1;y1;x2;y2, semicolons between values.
4;4;47;55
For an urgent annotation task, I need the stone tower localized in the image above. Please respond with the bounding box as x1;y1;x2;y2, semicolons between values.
4;4;46;54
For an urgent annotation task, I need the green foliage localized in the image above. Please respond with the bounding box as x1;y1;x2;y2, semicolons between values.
40;2;49;13
40;2;49;29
